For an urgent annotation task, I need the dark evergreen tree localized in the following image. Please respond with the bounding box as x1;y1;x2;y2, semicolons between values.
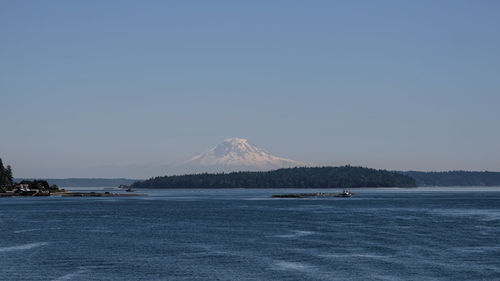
6;165;13;184
0;158;13;187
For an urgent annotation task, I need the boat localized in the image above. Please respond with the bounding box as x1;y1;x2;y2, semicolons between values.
126;188;133;192
339;189;352;197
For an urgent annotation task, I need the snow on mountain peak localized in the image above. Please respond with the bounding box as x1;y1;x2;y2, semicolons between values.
182;138;305;173
224;137;248;143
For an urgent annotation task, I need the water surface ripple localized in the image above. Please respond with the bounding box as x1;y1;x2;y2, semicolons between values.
1;187;499;280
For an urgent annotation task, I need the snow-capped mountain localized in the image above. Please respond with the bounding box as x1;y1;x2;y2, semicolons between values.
177;138;305;173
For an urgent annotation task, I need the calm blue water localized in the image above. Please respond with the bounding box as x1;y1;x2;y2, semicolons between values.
1;187;499;281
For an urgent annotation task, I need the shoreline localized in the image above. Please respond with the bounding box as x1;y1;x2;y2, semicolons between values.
0;191;147;198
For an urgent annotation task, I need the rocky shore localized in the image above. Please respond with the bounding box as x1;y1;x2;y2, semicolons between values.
60;191;146;197
0;191;147;197
272;192;354;198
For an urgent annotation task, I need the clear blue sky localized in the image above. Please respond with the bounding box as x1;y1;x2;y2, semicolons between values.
1;0;499;178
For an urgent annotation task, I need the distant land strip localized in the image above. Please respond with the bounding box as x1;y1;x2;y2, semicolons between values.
397;171;500;187
15;169;500;188
13;178;140;188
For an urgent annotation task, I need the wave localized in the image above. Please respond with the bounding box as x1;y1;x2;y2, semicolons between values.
13;228;42;233
52;268;89;281
453;246;500;254
272;261;314;272
0;242;49;252
274;230;315;238
318;253;390;261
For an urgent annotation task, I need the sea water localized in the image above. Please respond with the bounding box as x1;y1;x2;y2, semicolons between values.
1;187;499;281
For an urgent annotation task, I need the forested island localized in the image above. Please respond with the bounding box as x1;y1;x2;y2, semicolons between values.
129;166;417;189
399;171;500;186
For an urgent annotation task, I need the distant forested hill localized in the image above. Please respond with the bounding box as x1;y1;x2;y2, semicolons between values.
14;178;139;187
399;171;500;186
130;166;417;189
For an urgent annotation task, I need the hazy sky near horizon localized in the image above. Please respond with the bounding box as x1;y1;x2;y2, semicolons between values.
1;0;500;178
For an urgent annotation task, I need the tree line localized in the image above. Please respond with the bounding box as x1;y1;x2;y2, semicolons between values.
130;166;418;189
